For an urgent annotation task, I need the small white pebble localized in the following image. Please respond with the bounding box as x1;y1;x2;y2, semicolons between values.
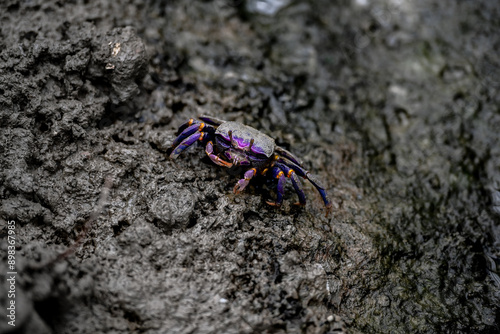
219;298;228;304
327;315;334;322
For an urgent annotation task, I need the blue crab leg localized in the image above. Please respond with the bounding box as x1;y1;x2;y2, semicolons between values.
176;118;201;135
171;123;206;149
205;141;233;168
266;167;287;207
275;146;303;166
199;115;225;126
276;163;306;206
169;132;202;159
234;168;257;193
277;157;332;210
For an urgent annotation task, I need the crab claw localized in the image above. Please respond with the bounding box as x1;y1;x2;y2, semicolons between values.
233;179;248;194
234;168;257;194
206;141;233;168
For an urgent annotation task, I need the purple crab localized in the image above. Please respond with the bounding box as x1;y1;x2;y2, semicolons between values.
168;116;332;215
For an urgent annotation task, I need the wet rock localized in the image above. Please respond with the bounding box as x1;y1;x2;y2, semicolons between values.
148;182;196;233
1;0;499;333
0;196;50;225
88;26;148;104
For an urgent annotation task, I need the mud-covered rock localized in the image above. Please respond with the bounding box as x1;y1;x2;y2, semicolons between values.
0;0;499;333
88;26;148;104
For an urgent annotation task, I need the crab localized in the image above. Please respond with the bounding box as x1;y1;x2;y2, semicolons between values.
167;116;332;214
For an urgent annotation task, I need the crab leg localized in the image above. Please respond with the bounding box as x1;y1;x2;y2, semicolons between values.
171;123;206;149
234;168;257;193
277;157;332;210
276;163;306;206
205;141;233;168
176;118;201;134
199;115;225;126
266;167;287;207
275;146;303;166
169;132;202;159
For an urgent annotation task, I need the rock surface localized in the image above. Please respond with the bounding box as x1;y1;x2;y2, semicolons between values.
0;0;499;333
